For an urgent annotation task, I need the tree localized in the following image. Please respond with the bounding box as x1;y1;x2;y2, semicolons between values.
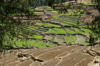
0;0;36;51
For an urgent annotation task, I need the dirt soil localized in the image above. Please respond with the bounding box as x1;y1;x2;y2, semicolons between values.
0;45;100;66
1;4;100;66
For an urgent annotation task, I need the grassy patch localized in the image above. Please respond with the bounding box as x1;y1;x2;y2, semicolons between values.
43;6;53;10
46;23;61;27
50;29;57;33
84;3;93;5
16;39;25;47
70;36;76;43
65;36;70;44
83;42;90;45
66;29;75;34
36;42;46;48
37;22;61;27
68;10;85;15
3;40;17;48
81;29;91;34
27;26;37;30
29;35;43;39
74;28;83;33
31;40;40;46
54;28;66;34
62;23;69;26
48;43;55;47
52;10;58;13
53;14;68;18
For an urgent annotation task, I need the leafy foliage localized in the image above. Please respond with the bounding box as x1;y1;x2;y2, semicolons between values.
0;0;36;50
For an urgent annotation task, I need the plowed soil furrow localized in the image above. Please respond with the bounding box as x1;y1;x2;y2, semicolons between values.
16;59;33;66
29;62;40;66
32;46;66;57
75;58;93;66
38;46;77;60
57;53;92;66
56;46;83;58
41;58;60;66
0;55;17;66
5;61;20;66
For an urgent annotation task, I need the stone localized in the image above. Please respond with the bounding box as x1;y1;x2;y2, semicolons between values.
18;57;28;62
87;50;97;56
93;63;100;66
94;56;100;63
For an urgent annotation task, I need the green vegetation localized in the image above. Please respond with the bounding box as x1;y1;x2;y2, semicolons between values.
27;26;37;30
28;35;43;39
81;29;92;34
48;43;55;47
54;28;66;34
50;29;57;33
0;0;100;50
70;36;76;43
65;29;75;34
43;6;53;10
31;40;40;46
65;36;70;44
53;14;68;18
52;10;58;13
83;42;89;45
83;3;94;5
37;22;61;27
36;42;46;48
74;28;83;33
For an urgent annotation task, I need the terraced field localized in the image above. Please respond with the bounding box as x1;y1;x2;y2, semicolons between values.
3;6;99;48
1;5;100;66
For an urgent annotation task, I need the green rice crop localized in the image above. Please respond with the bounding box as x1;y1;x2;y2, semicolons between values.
37;22;61;27
50;29;57;33
29;35;43;39
52;10;58;13
74;28;83;33
66;29;75;34
62;23;69;26
54;28;66;34
31;40;40;46
27;26;37;30
83;42;90;45
70;36;76;43
65;37;70;44
81;29;92;34
36;42;46;48
16;39;25;47
47;43;55;47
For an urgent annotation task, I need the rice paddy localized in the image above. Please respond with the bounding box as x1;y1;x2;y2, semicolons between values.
4;6;99;48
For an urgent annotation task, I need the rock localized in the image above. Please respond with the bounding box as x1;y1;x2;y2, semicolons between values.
94;56;100;63
18;57;29;62
83;50;88;53
93;63;100;66
87;50;97;56
71;49;83;53
88;61;100;66
17;52;29;58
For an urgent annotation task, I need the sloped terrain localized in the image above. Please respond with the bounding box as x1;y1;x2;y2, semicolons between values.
1;5;100;66
0;45;96;66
